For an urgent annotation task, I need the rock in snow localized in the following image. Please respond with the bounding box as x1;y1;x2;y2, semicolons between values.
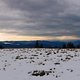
0;48;80;80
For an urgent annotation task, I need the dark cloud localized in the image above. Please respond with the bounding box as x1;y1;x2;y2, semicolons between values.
0;0;80;39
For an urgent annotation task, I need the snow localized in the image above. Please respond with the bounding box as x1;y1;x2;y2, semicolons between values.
0;48;80;80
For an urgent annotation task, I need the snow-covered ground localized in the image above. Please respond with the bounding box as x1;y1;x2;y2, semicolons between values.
0;48;80;80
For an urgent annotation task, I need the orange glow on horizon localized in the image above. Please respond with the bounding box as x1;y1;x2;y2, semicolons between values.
0;33;80;41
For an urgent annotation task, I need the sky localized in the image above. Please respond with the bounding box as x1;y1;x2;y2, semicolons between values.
0;0;80;41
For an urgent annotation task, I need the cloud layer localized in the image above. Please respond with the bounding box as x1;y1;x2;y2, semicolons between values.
0;0;80;40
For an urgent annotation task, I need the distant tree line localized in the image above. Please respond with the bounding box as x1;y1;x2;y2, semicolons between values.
0;42;4;49
0;41;80;48
35;41;80;48
35;41;43;48
62;42;80;48
62;42;75;48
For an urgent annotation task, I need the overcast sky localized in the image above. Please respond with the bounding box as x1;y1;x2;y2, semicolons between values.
0;0;80;41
